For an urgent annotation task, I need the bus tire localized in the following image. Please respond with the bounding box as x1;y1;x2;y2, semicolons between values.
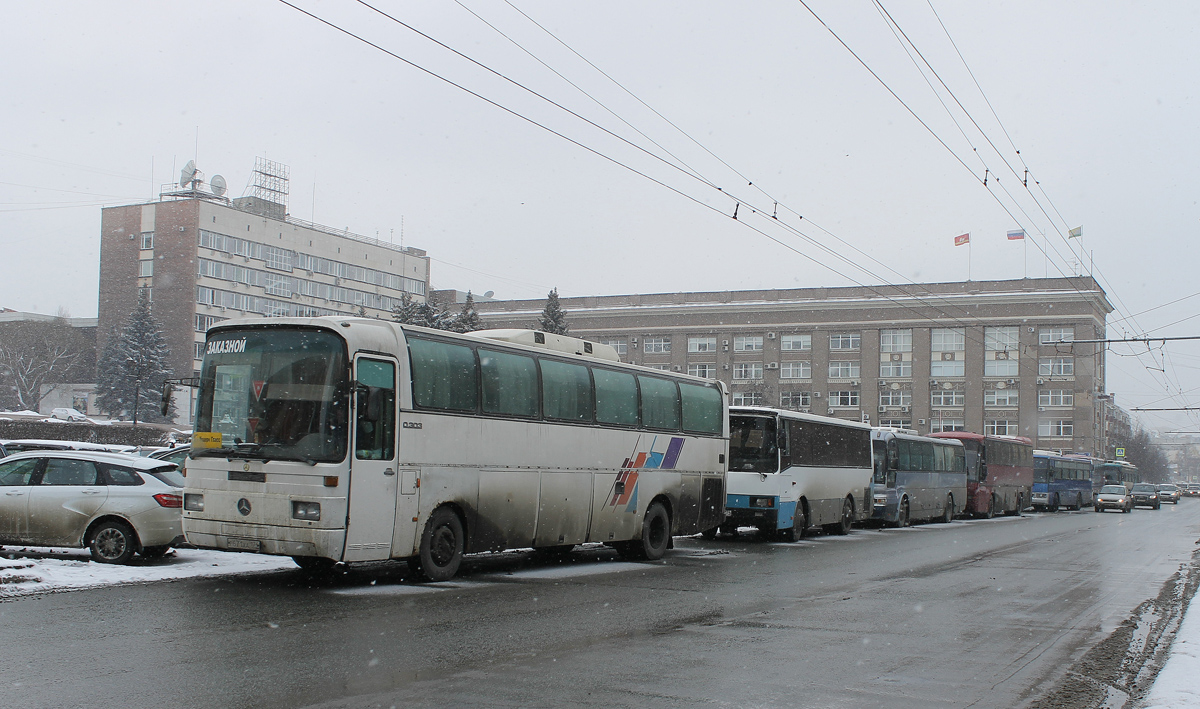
700;526;719;540
941;495;954;524
982;496;996;520
293;556;338;574
617;501;671;561
827;497;854;535
416;507;464;582
1008;494;1023;516
892;499;910;528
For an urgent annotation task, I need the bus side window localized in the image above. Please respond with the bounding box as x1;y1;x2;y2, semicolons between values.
680;382;722;435
594;369;638;427
480;349;538;418
542;359;593;422
408;338;478;412
638;376;681;431
355;359;395;461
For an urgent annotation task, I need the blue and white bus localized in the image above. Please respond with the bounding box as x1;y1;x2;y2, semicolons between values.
720;408;873;540
871;428;967;526
1095;459;1140;492
1031;451;1094;511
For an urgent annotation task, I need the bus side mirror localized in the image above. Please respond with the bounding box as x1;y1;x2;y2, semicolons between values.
160;382;173;418
886;441;899;470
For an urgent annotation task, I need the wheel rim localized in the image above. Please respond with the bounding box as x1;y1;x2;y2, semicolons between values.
94;528;128;561
429;524;458;567
842;500;853;528
647;510;668;550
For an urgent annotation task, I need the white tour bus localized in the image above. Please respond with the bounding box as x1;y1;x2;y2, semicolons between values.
181;318;729;581
870;428;967;526
718;407;873;540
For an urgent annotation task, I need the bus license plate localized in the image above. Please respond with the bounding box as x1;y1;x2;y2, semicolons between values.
226;537;261;551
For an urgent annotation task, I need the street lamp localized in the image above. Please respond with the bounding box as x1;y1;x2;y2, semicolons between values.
124;357;147;426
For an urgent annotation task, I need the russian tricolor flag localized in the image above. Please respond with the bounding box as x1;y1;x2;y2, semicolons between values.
1007;229;1025;240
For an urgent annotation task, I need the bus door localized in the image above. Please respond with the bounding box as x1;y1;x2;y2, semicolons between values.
344;356;399;562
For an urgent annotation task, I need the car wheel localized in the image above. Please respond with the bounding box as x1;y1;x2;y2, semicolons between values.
1095;505;1102;512
415;507;465;581
89;520;138;564
700;526;719;540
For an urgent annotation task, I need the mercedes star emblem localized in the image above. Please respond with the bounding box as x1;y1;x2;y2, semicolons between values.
237;498;252;516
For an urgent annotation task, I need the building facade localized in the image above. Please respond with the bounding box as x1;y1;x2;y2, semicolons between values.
98;195;430;417
477;278;1112;455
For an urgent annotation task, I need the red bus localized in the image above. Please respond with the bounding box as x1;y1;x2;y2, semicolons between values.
928;433;1033;517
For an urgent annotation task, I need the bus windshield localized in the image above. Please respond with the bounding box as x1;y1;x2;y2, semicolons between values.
195;328;349;463
729;415;778;474
1034;458;1050;483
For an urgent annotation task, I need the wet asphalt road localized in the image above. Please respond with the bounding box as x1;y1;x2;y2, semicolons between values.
3;501;1199;709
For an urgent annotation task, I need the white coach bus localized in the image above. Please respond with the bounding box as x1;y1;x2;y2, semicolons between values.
716;407;873;540
181;318;728;581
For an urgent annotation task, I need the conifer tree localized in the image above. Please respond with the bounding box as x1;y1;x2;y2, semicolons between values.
412;292;452;330
390;292;421;324
452;291;483;333
95;290;175;422
537;288;569;335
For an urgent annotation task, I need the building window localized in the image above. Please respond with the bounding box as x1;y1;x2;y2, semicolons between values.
984;389;1019;407
194;342;205;360
830;333;860;351
780;361;811;379
644;337;671;353
780;391;810;409
1039;358;1074;376
733;363;763;380
645;364;672;371
140;232;154;249
1039;418;1073;437
688;337;717;353
734;336;763;352
264;273;293;297
138;259;154;277
986;419;1019;436
1039;389;1074;407
829;361;860;379
931;356;964;377
599;339;627;355
879;418;911;429
195;314;225;332
732;392;764;406
688;363;716;379
984;357;1019;377
878;389;912;407
879;357;912;377
931;390;965;407
880;329;912;353
139;286;152;302
1040;326;1074;344
781;334;811;351
985;326;1020;352
829;390;859;407
931;328;965;352
263;245;294;272
931;418;966;433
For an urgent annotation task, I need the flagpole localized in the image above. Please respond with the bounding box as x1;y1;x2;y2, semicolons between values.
1024;237;1028;279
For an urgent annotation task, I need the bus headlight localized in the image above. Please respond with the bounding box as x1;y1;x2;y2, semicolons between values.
184;493;204;512
292;501;321;521
749;496;774;509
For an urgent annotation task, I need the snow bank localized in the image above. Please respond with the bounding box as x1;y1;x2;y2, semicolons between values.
1141;595;1200;708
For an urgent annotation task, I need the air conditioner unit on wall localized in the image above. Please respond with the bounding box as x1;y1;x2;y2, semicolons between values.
878;406;887;413
1007;379;1018;385
766;362;779;369
879;380;887;387
767;332;776;339
1037;378;1045;385
722;340;729;346
631;337;638;343
901;406;910;413
918;418;926;425
723;364;730;370
850;380;859;387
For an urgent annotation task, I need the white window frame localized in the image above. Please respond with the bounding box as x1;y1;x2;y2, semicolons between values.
829;360;860;379
1039;389;1074;407
734;336;764;352
733;362;763;380
931;390;965;407
931;418;966;433
829;390;860;407
732;392;764;406
1039;418;1074;437
879;359;912;377
1039;358;1074;376
780;391;811;409
829;333;860;351
880;329;913;353
1040;326;1075;344
643;337;671;354
140;232;154;250
984;389;1019;407
599;339;627;355
984;326;1019;351
931;328;965;352
780;361;811;379
984;359;1020;377
878;389;912;407
780;334;811;351
985;419;1020;436
879;418;912;429
687;363;716;379
688;337;717;353
931;359;965;377
138;259;154;277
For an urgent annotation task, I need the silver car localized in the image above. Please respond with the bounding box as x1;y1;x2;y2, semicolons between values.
1095;484;1133;513
0;451;184;564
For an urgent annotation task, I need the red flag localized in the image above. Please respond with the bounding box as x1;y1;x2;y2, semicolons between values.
953;233;970;246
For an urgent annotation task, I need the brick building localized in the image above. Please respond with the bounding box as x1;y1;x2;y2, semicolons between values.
98;192;430;419
476;277;1113;455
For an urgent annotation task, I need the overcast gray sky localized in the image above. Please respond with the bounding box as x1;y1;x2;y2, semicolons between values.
2;1;1198;431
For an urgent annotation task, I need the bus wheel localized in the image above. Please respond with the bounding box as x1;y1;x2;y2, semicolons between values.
293;556;337;574
982;496;996;520
417;507;464;582
827;497;853;535
617;502;670;561
1070;496;1082;511
941;495;954;524
892;499;910;528
700;526;719;540
1007;495;1024;516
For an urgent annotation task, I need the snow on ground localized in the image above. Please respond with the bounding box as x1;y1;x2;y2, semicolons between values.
0;546;297;598
1141;592;1200;708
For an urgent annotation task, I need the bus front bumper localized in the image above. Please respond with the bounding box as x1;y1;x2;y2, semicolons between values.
183;517;346;559
725;495;794;530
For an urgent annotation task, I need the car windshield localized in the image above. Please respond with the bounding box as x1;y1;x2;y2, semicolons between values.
1100;485;1127;494
1132;484;1156;492
1158;485;1177;490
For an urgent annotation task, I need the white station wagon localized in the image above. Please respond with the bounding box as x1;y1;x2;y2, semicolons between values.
0;451;185;563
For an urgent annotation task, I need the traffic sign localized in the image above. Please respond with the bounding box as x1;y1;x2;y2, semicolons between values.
1116;447;1126;458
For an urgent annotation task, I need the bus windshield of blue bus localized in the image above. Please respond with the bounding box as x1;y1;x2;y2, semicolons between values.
729;415;778;474
195;328;350;463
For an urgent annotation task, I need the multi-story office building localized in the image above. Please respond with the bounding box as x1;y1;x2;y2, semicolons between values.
476;277;1113;455
98;188;430;418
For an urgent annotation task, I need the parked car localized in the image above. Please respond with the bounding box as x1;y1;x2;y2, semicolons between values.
0;450;184;563
49;407;88;422
1095;484;1133;513
149;446;191;475
1157;484;1181;504
1130;483;1161;509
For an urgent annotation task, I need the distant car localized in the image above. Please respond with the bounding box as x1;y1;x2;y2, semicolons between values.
1095;484;1133;513
149;446;190;475
1188;484;1200;497
0;450;184;563
1157;484;1181;504
1130;483;1161;509
49;407;88;422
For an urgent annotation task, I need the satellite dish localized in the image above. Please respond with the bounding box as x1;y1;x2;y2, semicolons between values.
210;174;227;197
179;160;197;188
484;291;494;298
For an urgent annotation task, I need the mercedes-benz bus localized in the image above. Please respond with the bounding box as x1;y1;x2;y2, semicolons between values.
720;407;872;540
929;432;1033;517
181;318;728;581
871;429;966;526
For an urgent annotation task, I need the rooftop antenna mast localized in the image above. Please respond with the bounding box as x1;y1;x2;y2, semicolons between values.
251;157;290;217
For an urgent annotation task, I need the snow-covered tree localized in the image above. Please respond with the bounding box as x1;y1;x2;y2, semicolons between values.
390;292;421;324
451;291;483;333
0;318;88;411
537;288;569;335
412;292;453;331
95;291;175;423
